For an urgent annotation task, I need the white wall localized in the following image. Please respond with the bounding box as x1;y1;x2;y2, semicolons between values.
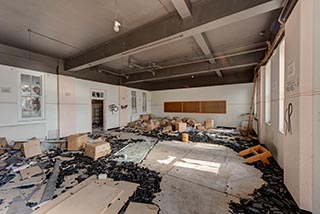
257;48;284;167
58;75;151;137
0;64;150;140
151;83;253;128
313;0;320;212
0;64;59;142
257;1;317;211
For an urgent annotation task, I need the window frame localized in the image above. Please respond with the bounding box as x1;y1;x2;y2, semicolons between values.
18;71;45;121
142;92;147;113
265;61;271;125
131;90;137;114
279;39;285;133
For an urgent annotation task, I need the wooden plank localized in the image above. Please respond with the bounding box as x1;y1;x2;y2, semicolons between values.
34;177;138;214
40;160;61;203
44;181;123;214
164;102;183;112
124;202;159;214
34;175;97;214
0;174;45;190
182;101;200;113
99;180;139;214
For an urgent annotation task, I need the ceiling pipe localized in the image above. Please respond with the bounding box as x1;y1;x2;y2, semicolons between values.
98;66;129;79
123;47;266;75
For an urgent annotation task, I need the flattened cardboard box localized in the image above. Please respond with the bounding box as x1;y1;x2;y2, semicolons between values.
0;137;8;155
68;133;88;150
20;165;43;179
85;139;111;160
21;139;42;158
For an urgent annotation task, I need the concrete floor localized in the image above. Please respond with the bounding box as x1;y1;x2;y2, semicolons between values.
141;140;265;214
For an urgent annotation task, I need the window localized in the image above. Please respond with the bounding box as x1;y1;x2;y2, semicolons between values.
142;92;147;112
265;61;271;124
131;90;137;114
279;40;285;132
19;73;43;119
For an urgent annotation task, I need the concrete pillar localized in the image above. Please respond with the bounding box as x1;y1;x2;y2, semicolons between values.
284;0;314;211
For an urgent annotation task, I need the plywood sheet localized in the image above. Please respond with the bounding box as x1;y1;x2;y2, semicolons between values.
124;202;159;214
99;180;139;214
35;176;138;214
45;181;123;214
164;102;182;112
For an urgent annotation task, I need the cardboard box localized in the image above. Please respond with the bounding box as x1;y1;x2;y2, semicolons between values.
140;114;149;121
204;119;214;129
174;122;187;132
68;133;88;150
163;125;172;132
85;139;111;160
0;137;8;155
149;114;155;120
21;139;42;158
196;125;205;131
146;120;155;131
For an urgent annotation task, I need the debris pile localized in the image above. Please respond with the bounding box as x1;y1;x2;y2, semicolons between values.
0;135;161;213
128;114;214;132
229;158;308;214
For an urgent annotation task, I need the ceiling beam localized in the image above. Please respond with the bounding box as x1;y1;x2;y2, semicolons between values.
123;55;261;84
193;33;215;63
65;0;283;71
193;33;224;78
128;70;253;91
171;0;192;19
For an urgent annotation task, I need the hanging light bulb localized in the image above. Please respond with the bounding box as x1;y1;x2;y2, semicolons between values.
113;20;121;33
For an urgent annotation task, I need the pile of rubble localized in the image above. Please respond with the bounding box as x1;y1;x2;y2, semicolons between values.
128;114;214;132
0;134;161;213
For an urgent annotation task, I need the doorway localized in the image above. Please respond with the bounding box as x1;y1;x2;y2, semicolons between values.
92;99;104;132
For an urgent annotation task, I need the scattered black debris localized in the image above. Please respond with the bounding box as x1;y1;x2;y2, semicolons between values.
16;184;35;189
117;127;307;213
0;128;308;214
26;202;37;208
0;174;15;187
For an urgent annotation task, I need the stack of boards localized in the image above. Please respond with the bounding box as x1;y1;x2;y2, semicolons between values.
33;175;159;214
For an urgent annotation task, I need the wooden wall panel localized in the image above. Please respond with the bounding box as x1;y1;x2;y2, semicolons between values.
182;101;200;113
164;102;183;112
164;101;226;114
200;101;226;113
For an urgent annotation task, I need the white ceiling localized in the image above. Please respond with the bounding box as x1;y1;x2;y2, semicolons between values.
0;0;182;58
